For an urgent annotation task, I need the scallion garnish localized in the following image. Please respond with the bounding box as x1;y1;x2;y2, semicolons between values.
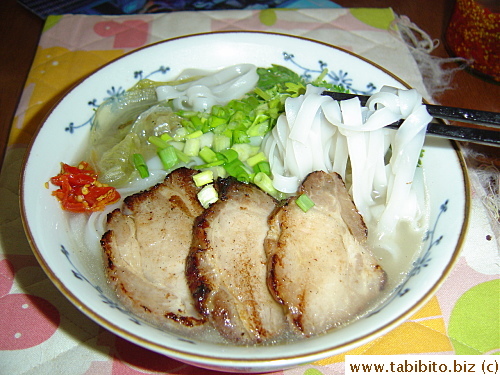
148;135;170;149
183;138;200;157
193;170;214;187
199;146;218;163
133;153;149;179
253;161;271;175
186;130;203;139
295;193;315;213
230;144;259;162
194;160;225;170
190;115;204;130
173;127;188;141
174;148;191;163
213;134;231;152
197;184;219;208
160;132;173;142
158;145;178;170
218;149;239;163
223;158;248;179
253;172;277;197
246;152;267;167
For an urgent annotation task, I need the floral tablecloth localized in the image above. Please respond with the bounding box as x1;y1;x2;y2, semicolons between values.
1;6;498;375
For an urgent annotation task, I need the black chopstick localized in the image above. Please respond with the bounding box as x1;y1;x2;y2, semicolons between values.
322;91;500;147
384;119;500;146
322;91;500;128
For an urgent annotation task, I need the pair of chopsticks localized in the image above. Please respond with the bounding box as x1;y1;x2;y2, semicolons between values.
322;91;500;147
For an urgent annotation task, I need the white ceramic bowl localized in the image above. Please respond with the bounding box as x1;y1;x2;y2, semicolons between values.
20;32;468;373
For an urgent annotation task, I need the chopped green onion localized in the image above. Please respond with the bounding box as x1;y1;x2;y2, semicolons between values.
231;144;259;162
173;127;188;141
186;130;203;139
237;173;254;183
253;172;278;197
158;146;178;170
199;131;214;149
183;138;200;157
197;184;219;209
253;161;271;175
169;141;185;150
199;146;218;163
213;134;231;152
174;148;191;163
218;148;239;163
246;152;267;167
193;170;214;187
190;116;204;130
133;153;149;179
247;120;270;137
181;119;195;132
177;110;198;118
223;158;245;175
209;166;227;179
160;132;173;142
223;158;252;181
148;135;170;149
194;160;225;169
295;194;315;213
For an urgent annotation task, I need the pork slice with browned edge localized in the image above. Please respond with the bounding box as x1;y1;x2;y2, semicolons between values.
187;177;287;344
101;167;206;330
265;171;387;337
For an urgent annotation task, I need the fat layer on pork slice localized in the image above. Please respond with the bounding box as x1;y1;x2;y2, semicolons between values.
101;167;206;329
265;171;386;337
187;177;287;344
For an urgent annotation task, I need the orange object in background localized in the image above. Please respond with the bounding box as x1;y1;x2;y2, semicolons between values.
445;0;500;82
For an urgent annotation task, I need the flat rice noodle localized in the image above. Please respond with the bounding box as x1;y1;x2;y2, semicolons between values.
331;133;348;179
272;170;299;193
289;89;330;141
263;84;430;243
395;89;421;118
365;91;400;112
283;94;304;127
308;113;328;172
156;64;259;111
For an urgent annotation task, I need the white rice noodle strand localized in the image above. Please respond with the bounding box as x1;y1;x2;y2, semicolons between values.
263;84;431;244
155;64;259;112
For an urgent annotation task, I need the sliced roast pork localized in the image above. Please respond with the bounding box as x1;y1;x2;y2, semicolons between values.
101;167;206;330
265;171;386;337
187;177;287;344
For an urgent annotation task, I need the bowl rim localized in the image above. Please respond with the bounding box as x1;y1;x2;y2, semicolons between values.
19;30;471;366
